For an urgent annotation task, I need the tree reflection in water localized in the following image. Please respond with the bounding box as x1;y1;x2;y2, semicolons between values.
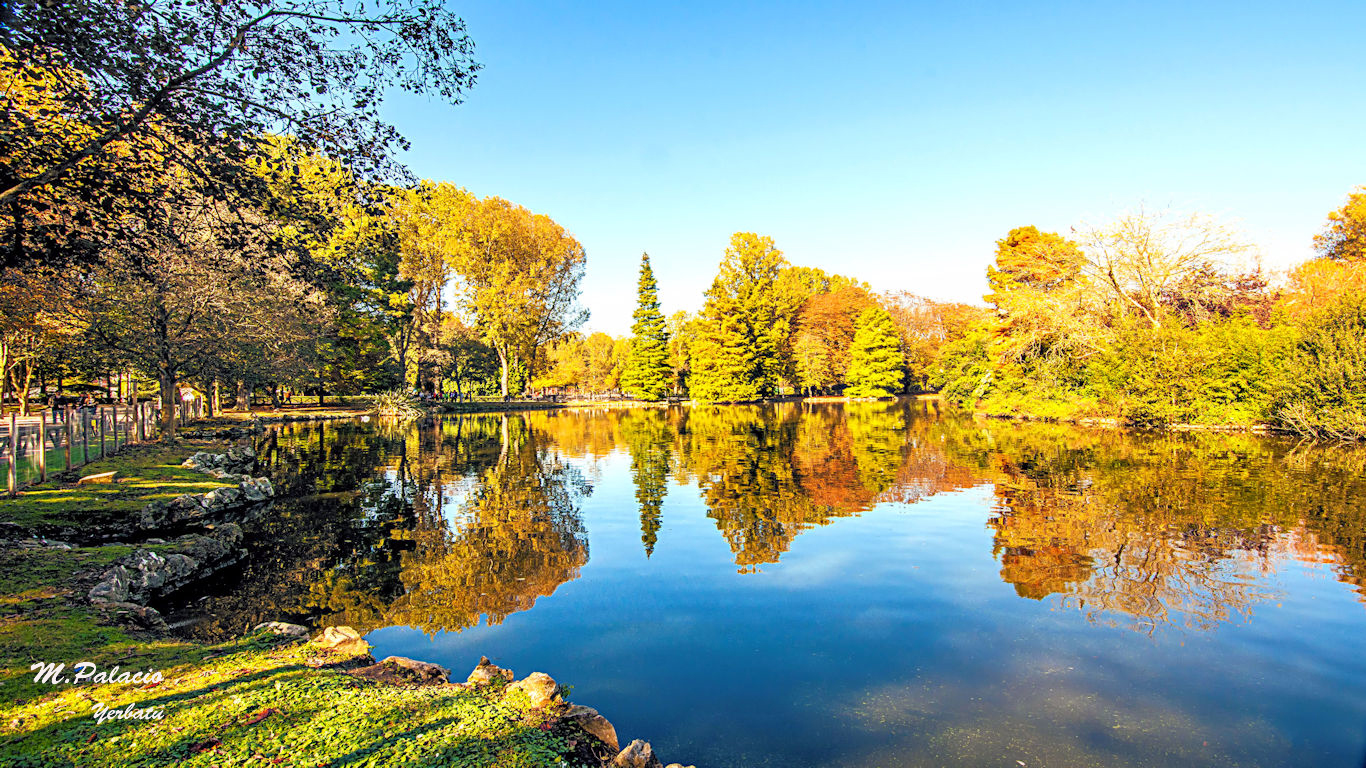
179;402;1366;640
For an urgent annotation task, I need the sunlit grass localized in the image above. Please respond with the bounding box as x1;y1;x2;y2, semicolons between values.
2;445;233;529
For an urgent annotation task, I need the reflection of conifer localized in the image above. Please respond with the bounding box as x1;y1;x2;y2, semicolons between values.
622;411;671;557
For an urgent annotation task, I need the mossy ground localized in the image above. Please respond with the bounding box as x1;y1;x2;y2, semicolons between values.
2;443;232;530
0;632;573;767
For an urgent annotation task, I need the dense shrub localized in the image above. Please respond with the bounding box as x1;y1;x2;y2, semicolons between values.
1271;292;1366;440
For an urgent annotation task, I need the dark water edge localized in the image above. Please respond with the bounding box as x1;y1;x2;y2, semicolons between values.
167;400;1366;767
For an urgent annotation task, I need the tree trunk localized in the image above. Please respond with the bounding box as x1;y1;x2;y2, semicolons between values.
235;380;250;410
0;341;9;411
211;378;220;416
497;347;509;399
158;365;177;444
152;300;178;442
269;384;282;409
17;360;33;416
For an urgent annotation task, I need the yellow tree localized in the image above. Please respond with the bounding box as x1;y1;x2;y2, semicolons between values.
1314;186;1366;262
454;197;587;397
0;270;75;414
390;182;476;389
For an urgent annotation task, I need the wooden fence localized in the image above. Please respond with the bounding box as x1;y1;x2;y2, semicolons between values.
1;399;204;497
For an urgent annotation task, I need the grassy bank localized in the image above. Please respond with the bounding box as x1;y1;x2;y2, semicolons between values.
0;439;626;768
3;444;229;531
1;630;575;767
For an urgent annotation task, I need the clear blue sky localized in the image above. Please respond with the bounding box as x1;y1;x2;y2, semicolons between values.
385;0;1366;336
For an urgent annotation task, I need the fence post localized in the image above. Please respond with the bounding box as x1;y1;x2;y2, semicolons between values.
99;406;107;459
7;413;16;497
136;402;144;443
38;411;47;483
64;405;73;470
81;408;89;465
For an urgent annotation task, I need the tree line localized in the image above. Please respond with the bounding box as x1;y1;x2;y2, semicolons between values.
541;237;975;403
930;196;1366;438
5;1;1362;439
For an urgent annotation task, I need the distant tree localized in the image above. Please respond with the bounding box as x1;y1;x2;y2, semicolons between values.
455;197;588;397
985;226;1085;305
532;335;587;391
1272;292;1366;440
0;268;73;415
883;293;988;392
690;233;788;402
619;253;671;401
1314;186;1366;262
77;183;323;440
582;332;629;393
845;307;905;398
390;182;475;388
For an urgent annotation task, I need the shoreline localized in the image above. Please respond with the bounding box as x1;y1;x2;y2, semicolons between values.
967;408;1286;435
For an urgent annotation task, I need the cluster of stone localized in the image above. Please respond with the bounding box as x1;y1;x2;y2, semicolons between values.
87;525;246;627
132;448;274;531
181;446;259;479
252;623;694;768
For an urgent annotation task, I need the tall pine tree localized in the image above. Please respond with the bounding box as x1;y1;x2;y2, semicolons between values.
620;253;672;400
845;306;905;397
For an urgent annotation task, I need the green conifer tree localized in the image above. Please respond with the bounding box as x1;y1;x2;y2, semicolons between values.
845;306;905;398
620;253;672;400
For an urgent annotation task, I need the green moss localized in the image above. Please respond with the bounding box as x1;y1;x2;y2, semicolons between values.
0;545;199;706
0;634;572;767
1;445;233;529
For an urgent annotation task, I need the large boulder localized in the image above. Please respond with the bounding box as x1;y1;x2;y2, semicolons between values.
201;486;243;513
316;626;370;656
561;704;619;753
466;656;514;686
352;656;450;686
239;477;274;502
612;740;664;768
179;523;244;567
88;550;198;604
254;621;309;639
505;672;562;708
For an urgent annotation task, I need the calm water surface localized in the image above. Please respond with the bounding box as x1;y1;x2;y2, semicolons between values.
180;400;1366;767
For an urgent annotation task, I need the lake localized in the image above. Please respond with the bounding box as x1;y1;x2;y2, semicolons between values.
174;399;1366;767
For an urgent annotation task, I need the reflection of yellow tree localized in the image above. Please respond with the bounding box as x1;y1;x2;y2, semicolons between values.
524;408;627;460
673;401;989;570
942;424;1366;632
386;416;589;633
679;405;819;569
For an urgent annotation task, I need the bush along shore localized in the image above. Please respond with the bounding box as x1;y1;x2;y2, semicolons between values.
0;437;690;767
